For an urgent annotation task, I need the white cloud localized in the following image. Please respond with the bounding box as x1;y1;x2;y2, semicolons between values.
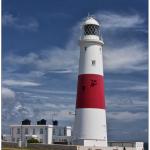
106;94;147;110
115;84;148;92
3;79;40;87
2;13;39;31
2;14;17;25
95;12;145;30
103;43;147;72
4;18;80;73
6;53;38;65
5;48;79;73
94;12;148;72
105;79;148;92
13;102;34;117
29;95;49;99
28;88;75;95
2;87;15;99
5;41;147;74
4;12;147;74
47;69;75;74
108;111;147;122
36;48;78;71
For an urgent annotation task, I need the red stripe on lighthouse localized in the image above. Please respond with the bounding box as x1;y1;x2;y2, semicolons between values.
76;74;105;109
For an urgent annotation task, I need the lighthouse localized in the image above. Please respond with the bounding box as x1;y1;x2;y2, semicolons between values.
73;16;108;147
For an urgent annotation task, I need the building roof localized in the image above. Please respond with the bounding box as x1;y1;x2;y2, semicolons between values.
9;124;72;128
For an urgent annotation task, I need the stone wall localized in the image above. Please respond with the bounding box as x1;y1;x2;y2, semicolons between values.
2;142;138;150
2;141;18;148
28;143;78;150
28;144;137;150
77;146;137;150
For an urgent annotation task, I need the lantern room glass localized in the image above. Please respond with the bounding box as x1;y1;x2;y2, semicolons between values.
84;24;99;36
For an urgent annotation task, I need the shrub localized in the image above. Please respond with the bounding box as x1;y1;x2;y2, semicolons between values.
27;138;40;143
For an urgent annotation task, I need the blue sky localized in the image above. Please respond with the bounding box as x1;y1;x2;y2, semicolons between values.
2;0;148;142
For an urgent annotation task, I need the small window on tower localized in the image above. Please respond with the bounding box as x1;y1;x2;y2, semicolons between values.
100;48;102;53
92;60;96;65
84;47;87;51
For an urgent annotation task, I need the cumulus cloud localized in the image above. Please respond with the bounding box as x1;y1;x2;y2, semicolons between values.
95;12;145;30
5;42;147;73
103;43;147;72
2;79;40;87
12;102;34;118
95;12;148;72
2;87;15;99
5;48;78;73
4;12;147;74
2;13;39;31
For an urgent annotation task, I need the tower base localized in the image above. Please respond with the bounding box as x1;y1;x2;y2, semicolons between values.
73;139;108;147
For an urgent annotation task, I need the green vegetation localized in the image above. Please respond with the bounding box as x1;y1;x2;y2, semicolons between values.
27;138;40;143
2;148;30;150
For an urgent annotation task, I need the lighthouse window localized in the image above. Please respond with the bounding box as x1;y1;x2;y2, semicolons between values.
100;48;102;53
84;47;87;51
92;60;96;65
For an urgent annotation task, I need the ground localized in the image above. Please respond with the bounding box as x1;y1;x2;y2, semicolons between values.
2;148;30;150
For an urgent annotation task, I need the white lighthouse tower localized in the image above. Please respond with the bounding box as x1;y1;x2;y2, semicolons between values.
73;16;108;147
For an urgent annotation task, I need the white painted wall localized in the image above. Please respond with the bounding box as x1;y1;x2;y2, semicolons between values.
77;146;138;150
47;126;53;144
73;18;107;147
11;125;50;144
74;108;107;146
10;124;72;145
79;44;103;75
66;126;72;136
135;142;144;150
2;134;11;142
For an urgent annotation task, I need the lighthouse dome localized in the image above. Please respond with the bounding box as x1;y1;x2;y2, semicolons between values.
83;17;100;26
83;17;100;36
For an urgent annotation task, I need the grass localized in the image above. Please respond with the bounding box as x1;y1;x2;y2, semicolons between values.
2;148;30;150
